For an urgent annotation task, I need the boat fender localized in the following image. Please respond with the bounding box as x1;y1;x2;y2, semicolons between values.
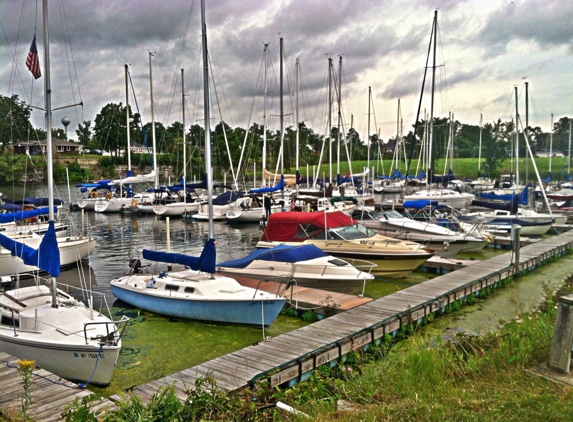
131;199;138;208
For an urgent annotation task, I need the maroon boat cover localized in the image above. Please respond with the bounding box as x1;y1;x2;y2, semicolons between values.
260;211;356;242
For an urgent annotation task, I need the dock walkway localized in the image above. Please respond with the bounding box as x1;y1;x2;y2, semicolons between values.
123;230;573;403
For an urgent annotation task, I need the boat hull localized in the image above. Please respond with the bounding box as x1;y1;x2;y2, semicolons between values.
94;198;133;213
0;286;122;386
110;274;285;327
0;332;120;386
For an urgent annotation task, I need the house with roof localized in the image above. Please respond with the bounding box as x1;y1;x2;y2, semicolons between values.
12;138;81;155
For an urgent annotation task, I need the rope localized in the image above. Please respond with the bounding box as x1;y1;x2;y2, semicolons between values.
78;343;104;389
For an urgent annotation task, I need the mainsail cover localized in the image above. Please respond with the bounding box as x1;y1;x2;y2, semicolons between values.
0;220;61;276
250;175;285;194
0;206;56;224
142;238;216;273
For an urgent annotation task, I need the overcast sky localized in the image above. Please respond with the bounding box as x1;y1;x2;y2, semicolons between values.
1;0;572;143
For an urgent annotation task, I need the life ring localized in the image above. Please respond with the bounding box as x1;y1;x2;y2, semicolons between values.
106;192;112;200
90;190;98;198
131;199;138;208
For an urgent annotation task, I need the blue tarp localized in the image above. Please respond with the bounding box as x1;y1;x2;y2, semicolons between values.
0;220;60;276
0;206;56;224
250;175;285;194
217;244;328;269
143;238;216;273
403;200;439;209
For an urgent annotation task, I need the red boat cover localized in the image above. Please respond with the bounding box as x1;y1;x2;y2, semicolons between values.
260;211;357;242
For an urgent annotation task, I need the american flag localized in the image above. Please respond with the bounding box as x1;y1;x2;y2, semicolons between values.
26;35;41;79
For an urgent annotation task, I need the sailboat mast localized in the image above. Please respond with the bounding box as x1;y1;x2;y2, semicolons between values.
149;51;158;188
427;9;437;187
328;57;333;185
42;0;53;223
262;43;269;183
478;113;482;172
125;64;132;174
549;113;553;173
367;86;371;173
41;0;58;307
295;57;300;174
567;119;571;177
201;0;214;240
181;68;186;206
337;55;342;179
279;37;284;177
525;81;529;184
515;86;519;187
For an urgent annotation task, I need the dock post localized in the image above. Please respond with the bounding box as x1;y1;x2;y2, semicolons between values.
548;294;573;373
511;224;521;267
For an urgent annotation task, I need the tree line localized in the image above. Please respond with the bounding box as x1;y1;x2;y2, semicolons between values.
1;94;571;181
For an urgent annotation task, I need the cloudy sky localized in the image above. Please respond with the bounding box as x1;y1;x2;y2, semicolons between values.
1;0;572;143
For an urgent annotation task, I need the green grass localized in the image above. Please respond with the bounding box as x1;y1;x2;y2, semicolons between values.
336;156;565;184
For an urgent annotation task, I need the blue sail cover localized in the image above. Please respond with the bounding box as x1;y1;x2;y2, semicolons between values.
250;175;285;194
403;199;438;209
142;238;216;273
217;244;328;269
212;190;244;205
0;206;56;224
14;197;64;206
0;221;60;276
184;175;208;189
475;187;529;206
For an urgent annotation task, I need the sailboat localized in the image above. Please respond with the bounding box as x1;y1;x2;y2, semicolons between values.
0;0;126;386
110;1;286;327
154;69;202;217
403;11;474;210
94;64;156;213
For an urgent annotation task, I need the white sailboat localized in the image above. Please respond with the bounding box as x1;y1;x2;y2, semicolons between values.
0;0;126;386
110;1;286;327
95;64;155;213
403;11;474;209
154;69;201;217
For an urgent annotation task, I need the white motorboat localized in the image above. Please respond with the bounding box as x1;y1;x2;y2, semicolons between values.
216;244;376;295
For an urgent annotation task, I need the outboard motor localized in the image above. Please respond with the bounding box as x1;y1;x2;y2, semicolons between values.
129;258;143;274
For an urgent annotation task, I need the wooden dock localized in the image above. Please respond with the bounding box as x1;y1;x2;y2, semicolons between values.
0;352;115;421
232;275;373;313
118;229;573;402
